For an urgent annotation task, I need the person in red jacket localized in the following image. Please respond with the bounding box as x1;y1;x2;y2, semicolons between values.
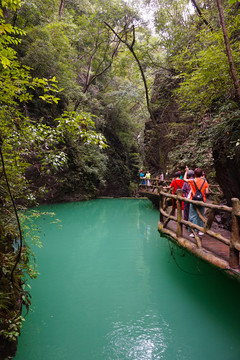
168;171;184;211
169;171;184;195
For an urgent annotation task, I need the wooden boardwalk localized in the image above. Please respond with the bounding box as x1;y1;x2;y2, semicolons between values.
139;181;240;282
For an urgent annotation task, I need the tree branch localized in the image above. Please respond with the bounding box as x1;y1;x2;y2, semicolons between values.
104;21;164;167
59;0;64;19
191;0;213;31
130;25;135;49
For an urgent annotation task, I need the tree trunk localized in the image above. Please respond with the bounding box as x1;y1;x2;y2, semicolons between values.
216;0;240;100
59;0;64;19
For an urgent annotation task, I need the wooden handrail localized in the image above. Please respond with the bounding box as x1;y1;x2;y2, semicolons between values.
160;207;230;246
139;179;222;197
157;186;240;270
158;190;232;213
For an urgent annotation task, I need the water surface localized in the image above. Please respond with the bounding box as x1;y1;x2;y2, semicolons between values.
15;199;240;359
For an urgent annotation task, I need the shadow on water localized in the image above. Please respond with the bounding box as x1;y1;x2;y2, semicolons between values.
163;237;240;342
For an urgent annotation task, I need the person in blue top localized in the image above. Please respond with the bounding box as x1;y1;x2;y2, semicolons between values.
139;169;146;185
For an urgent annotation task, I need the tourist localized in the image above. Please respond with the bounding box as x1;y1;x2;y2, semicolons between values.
184;166;209;237
169;171;184;194
139;169;146;185
182;169;194;221
145;170;151;186
168;171;184;211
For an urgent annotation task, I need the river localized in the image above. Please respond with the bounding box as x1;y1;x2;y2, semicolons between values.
15;199;240;360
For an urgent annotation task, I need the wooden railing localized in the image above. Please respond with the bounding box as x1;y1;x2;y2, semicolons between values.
139;178;222;197
139;178;166;192
158;186;240;269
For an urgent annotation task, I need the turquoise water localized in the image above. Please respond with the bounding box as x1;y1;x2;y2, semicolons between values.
15;199;240;360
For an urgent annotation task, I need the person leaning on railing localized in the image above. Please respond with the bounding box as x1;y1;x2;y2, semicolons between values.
183;166;209;237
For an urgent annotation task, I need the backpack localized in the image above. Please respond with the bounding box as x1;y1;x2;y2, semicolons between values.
192;179;205;201
174;179;183;191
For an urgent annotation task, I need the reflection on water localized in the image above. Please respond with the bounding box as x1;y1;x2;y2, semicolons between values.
15;199;240;360
104;313;170;360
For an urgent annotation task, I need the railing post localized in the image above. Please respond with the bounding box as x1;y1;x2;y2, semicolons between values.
204;208;216;231
176;189;182;238
229;198;240;268
159;185;164;223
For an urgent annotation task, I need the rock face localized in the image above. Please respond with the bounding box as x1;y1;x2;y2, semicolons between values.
143;71;192;175
99;126;132;197
213;141;240;206
146;72;240;209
